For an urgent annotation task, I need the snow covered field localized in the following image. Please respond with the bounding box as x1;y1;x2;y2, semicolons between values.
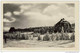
3;39;75;48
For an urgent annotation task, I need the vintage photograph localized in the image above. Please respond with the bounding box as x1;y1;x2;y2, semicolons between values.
3;2;78;49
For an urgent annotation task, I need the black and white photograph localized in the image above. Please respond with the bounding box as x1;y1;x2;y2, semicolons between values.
2;2;78;50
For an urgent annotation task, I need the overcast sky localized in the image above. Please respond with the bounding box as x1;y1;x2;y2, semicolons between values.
3;3;75;31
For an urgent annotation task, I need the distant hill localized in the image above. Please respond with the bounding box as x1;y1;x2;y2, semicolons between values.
9;18;75;34
53;18;73;32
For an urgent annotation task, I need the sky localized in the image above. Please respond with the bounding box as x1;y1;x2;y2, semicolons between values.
3;3;75;31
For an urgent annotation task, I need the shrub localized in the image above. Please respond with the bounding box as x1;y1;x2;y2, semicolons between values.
25;35;29;40
56;32;60;40
38;35;41;40
70;32;75;42
64;33;69;40
33;33;38;37
43;34;50;41
30;35;33;40
51;33;56;41
60;32;69;40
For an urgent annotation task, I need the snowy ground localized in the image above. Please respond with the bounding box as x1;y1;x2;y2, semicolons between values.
3;39;75;48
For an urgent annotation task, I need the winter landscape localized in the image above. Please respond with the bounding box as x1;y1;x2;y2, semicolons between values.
3;3;75;48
